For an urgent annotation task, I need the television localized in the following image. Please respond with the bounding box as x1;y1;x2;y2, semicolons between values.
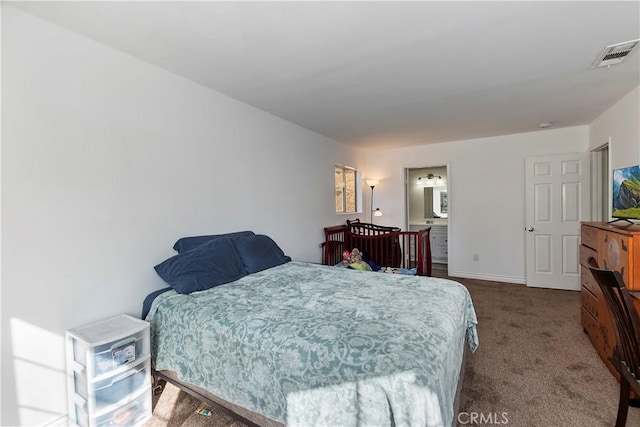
612;164;640;222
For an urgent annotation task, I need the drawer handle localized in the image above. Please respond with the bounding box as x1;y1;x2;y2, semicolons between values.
106;367;140;387
110;337;137;351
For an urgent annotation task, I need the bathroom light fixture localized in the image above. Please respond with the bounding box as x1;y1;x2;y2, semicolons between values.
418;174;445;187
366;179;383;222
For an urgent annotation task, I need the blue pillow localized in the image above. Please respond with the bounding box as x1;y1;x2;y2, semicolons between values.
233;234;291;274
173;231;255;253
154;237;246;294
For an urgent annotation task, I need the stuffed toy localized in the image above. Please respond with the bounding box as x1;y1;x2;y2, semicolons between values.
341;248;372;271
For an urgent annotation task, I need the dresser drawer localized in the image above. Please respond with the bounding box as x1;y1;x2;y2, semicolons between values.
579;244;597;268
581;224;599;250
581;307;616;375
581;265;600;297
581;306;601;349
580;286;600;321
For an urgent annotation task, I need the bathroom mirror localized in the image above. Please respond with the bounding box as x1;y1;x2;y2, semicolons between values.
423;188;434;218
424;186;448;218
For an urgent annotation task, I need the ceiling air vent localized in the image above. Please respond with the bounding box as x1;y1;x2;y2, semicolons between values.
592;39;640;68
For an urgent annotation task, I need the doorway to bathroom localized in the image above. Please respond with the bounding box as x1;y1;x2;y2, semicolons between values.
405;166;449;274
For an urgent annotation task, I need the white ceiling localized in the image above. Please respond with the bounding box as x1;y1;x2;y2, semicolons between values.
9;1;640;149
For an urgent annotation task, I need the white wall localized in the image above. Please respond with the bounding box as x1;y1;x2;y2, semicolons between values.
589;85;640;169
365;126;589;283
1;7;363;425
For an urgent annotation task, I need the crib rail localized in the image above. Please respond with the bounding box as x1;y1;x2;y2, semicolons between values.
322;224;347;266
414;228;432;276
322;220;432;276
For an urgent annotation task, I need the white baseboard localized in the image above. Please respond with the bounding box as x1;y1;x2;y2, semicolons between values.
448;270;526;285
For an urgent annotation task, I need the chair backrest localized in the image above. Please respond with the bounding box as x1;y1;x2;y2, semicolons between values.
587;257;640;382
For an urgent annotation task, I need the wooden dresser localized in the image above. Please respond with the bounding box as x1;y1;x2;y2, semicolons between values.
580;222;640;378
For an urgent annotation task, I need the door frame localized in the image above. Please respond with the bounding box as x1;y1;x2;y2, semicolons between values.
403;162;451;274
590;139;611;222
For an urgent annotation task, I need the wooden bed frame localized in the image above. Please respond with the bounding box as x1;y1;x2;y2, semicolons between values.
322;219;432;276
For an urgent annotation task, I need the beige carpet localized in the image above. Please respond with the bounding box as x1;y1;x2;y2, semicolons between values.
144;276;640;426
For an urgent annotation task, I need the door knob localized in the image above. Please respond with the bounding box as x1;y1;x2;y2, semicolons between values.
527;227;534;232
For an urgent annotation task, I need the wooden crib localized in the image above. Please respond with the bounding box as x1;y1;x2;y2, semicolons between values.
322;219;432;276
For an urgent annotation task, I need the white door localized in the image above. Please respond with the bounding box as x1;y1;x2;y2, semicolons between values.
525;153;590;290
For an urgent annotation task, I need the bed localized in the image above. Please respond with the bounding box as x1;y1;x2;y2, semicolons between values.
322;220;433;276
145;232;478;427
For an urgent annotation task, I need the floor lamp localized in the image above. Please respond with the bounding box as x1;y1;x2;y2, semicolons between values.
366;179;383;223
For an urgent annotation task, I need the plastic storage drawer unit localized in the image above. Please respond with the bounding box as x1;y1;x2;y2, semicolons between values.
66;315;151;427
72;386;151;427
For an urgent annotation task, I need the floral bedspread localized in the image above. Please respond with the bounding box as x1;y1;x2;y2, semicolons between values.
147;262;478;427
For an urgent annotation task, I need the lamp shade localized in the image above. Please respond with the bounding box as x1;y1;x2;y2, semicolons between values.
366;179;379;187
373;208;383;217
